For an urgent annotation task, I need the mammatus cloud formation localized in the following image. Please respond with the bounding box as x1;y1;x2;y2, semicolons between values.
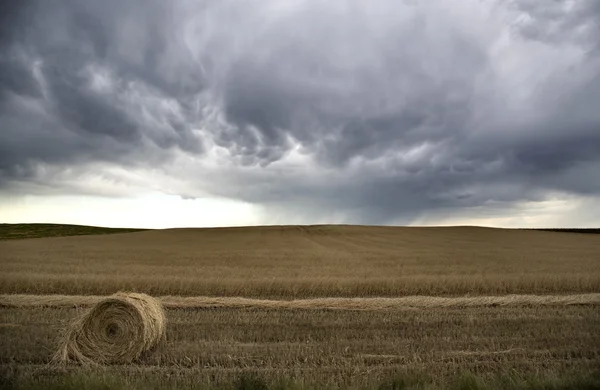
1;0;599;226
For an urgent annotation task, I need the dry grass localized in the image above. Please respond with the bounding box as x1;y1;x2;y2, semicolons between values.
1;225;600;297
2;225;599;387
53;292;166;365
2;293;600;310
1;304;599;388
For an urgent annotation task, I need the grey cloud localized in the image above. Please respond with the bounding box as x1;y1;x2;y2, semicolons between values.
216;2;486;167
0;0;206;184
1;0;600;225
0;56;42;101
29;0;206;98
514;0;600;51
44;64;140;143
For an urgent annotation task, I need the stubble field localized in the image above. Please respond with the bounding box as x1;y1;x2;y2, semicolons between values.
1;225;599;389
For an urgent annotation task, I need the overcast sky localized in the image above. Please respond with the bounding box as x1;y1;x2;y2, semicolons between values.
1;0;600;228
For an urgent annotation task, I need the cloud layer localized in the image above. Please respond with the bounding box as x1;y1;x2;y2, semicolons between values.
1;0;600;225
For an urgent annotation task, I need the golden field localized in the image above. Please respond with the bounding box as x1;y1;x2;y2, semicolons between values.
2;303;600;389
1;225;600;297
1;224;599;389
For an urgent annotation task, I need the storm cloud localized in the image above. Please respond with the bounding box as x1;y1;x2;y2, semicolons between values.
1;0;600;225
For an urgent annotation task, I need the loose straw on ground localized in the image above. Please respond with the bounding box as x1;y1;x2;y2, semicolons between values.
53;292;166;364
2;293;599;311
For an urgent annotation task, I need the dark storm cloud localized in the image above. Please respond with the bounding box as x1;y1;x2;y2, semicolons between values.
514;0;600;51
1;0;600;224
0;0;204;184
217;2;486;167
0;57;41;100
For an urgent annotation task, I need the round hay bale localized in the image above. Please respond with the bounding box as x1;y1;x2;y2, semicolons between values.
54;292;166;364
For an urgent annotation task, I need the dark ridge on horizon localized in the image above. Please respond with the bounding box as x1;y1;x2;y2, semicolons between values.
1;223;599;241
0;223;147;240
527;228;600;235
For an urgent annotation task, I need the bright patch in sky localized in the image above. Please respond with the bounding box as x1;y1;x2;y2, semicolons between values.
0;194;260;228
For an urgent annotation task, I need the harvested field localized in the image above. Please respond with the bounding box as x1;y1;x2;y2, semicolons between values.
1;225;600;297
1;303;599;389
1;225;599;388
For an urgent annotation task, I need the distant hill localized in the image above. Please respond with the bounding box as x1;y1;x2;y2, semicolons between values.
1;223;598;241
530;228;600;234
0;223;147;240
